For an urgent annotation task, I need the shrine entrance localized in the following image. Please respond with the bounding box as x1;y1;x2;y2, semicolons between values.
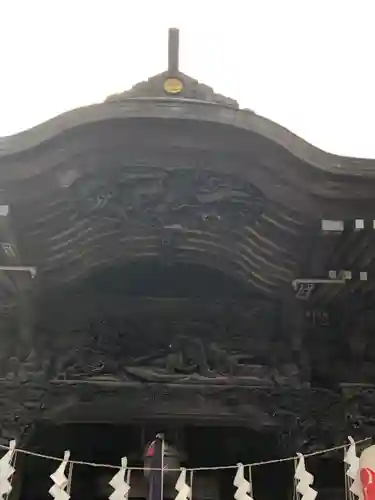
19;258;295;500
0;25;372;500
20;422;292;500
14;257;345;500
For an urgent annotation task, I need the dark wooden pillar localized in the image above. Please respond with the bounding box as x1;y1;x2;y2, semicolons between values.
282;287;310;384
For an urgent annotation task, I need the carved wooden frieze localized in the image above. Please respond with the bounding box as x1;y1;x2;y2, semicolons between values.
68;167;266;231
28;380;357;453
33;294;306;388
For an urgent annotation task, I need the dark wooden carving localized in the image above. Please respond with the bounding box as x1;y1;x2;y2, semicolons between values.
68;167;266;231
12;379;359;453
0;287;371;452
33;295;307;388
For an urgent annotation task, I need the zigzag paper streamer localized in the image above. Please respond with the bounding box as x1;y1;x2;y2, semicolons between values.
345;436;361;497
234;463;253;500
295;453;317;500
0;440;16;500
109;457;130;500
49;450;71;500
175;468;191;500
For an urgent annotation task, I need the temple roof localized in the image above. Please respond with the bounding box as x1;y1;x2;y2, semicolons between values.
105;70;238;107
0;32;375;437
0;29;374;181
0;29;373;307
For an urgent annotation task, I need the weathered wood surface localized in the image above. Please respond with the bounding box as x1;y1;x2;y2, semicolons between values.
0;377;372;454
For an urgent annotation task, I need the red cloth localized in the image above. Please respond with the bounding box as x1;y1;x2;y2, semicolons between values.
146;441;155;457
361;468;375;500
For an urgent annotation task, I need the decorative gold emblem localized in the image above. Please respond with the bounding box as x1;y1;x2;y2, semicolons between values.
163;78;183;94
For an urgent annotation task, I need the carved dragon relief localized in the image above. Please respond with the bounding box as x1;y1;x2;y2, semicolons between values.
34;298;303;388
67;167;266;231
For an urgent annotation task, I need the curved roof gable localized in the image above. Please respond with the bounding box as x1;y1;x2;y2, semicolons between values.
106;69;238;108
0;27;374;184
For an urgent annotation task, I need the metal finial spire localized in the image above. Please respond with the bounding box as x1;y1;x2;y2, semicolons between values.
168;28;179;74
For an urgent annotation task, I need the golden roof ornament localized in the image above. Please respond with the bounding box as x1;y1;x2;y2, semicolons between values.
106;28;238;107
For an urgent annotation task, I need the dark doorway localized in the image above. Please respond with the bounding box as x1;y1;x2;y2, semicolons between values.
19;422;293;500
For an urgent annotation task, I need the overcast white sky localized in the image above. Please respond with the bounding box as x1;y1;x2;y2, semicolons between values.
0;0;374;158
